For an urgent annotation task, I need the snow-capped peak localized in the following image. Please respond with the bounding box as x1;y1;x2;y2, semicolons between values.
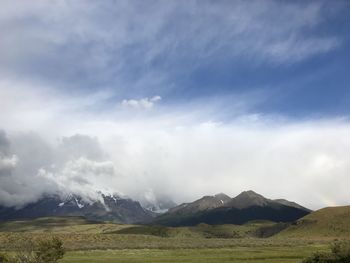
74;198;85;209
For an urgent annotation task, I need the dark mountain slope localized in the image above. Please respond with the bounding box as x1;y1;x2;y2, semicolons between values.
154;190;310;226
168;193;231;215
0;193;154;224
227;190;269;209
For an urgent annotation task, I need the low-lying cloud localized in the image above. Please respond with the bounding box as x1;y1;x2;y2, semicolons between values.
0;132;115;207
0;79;349;210
1;114;350;210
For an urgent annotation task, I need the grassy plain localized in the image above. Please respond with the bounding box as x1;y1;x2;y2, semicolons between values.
0;216;345;262
61;246;329;263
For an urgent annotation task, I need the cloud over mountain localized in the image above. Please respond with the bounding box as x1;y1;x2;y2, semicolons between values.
0;131;116;207
1;114;350;210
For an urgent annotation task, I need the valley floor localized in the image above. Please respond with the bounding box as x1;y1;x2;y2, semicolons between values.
62;246;328;263
0;217;345;262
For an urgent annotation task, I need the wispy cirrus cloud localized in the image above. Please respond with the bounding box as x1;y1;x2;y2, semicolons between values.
0;0;342;97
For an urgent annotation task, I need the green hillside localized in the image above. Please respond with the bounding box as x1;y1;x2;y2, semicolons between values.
115;223;251;239
0;216;130;234
115;221;281;238
277;206;350;239
0;216;280;238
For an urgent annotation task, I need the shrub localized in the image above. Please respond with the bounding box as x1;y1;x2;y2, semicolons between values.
35;237;65;263
302;241;350;263
10;239;36;263
0;253;10;263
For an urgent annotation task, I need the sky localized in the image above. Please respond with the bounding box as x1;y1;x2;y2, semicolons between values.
0;0;350;210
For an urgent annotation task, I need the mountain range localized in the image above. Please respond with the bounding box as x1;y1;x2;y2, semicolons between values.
0;193;154;223
0;190;311;225
153;190;311;226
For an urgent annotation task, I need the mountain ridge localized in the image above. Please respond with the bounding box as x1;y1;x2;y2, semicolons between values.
168;193;231;214
0;190;312;225
153;190;311;226
0;192;154;224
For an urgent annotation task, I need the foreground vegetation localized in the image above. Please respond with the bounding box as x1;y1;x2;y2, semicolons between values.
61;246;328;263
0;237;65;263
1;232;323;251
302;241;350;263
0;216;349;262
0;217;306;251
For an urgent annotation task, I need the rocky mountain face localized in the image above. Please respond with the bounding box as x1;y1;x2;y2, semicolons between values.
0;193;154;224
168;193;231;214
153;190;311;226
227;190;269;209
0;190;311;225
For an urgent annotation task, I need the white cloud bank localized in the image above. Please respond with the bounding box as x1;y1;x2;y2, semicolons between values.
0;80;349;210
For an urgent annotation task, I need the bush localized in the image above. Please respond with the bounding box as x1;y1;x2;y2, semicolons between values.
302;241;350;263
0;253;10;263
35;237;65;263
0;237;65;263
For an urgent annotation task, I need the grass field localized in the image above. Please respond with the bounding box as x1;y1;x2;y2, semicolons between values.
61;246;329;263
0;216;345;262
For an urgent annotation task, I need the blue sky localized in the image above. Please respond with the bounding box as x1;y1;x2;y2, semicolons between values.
1;0;350;209
1;0;349;117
